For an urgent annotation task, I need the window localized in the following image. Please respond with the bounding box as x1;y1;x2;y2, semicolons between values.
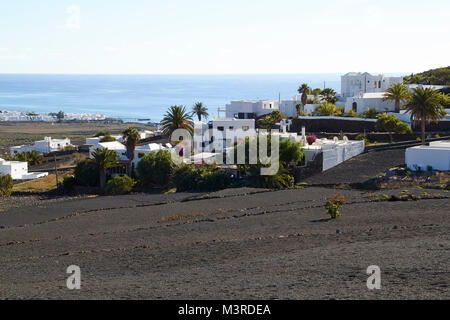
229;126;234;130
217;126;224;131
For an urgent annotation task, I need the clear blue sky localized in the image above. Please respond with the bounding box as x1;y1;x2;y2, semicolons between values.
1;0;448;74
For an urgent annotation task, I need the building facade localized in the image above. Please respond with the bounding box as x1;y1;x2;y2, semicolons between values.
225;100;279;119
10;137;72;156
341;72;403;99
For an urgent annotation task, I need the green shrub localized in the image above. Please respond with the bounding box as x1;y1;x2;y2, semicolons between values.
346;109;359;118
105;175;136;195
197;170;233;191
324;194;346;219
0;174;13;197
99;135;117;142
172;165;200;192
171;164;233;192
258;173;294;189
62;176;76;193
362;108;378;119
136;150;174;187
74;160;99;187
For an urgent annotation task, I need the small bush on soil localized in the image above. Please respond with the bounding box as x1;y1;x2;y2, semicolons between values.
105;175;136;195
0;174;13;197
324;194;346;219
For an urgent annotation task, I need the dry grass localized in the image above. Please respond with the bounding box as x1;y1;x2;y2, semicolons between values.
161;213;204;221
13;173;72;193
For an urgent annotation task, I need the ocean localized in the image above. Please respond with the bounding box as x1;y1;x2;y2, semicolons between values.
0;74;342;122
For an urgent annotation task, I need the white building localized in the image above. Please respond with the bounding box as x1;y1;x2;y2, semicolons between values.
406;141;450;171
344;92;396;114
89;141;128;161
341;72;403;99
10;137;72;156
225;100;279;119
279;94;321;117
0;158;48;180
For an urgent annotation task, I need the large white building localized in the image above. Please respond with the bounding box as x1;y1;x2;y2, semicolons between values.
10;137;72;156
89;141;128;161
341;72;403;99
0;158;48;180
225;100;279;119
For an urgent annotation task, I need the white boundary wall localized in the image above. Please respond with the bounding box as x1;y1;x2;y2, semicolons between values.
322;141;365;171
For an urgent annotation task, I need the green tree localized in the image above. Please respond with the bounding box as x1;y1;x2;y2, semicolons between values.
9;150;43;166
161;105;194;137
404;88;447;144
74;160;99;187
375;113;412;143
192;102;209;121
382;83;411;113
321;88;337;103
298;84;311;111
122;126;141;176
312;88;322;97
56;111;65;122
136;150;174;187
91;148;118;190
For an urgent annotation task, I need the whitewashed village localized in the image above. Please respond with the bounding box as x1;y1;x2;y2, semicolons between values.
1;71;449;187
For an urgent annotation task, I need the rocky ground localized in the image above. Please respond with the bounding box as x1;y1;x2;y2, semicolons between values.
0;150;449;300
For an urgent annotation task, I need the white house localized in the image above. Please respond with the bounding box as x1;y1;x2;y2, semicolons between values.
10;137;72;156
89;141;128;161
0;158;48;180
280;95;321;117
341;72;403;99
406;141;450;171
225;100;279;119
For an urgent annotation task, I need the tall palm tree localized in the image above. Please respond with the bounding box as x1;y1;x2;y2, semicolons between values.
160;105;194;137
298;84;311;111
382;83;411;113
122;126;140;176
312;88;322;97
192;102;209;121
404;88;447;145
92;148;118;190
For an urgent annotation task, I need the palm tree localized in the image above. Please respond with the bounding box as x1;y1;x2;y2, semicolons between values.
160;105;194;137
192;102;209;121
298;84;311;111
92;148;118;190
122;126;141;176
312;88;322;97
382;83;411;113
404;88;447;145
321;88;337;103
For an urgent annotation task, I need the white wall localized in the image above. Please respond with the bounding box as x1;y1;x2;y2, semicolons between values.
341;73;403;98
322;141;365;171
406;145;450;171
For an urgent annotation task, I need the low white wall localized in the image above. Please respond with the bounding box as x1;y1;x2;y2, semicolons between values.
406;146;450;171
322;141;365;171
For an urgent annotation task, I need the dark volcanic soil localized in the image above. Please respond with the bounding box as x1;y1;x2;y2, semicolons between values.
0;185;449;299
